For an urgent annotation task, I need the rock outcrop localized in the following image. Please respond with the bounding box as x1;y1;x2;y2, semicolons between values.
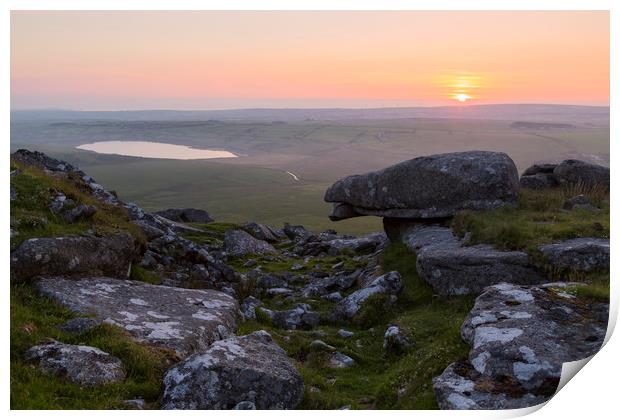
520;159;609;190
433;283;607;409
395;225;545;295
11;233;137;282
539;238;610;272
325;151;519;221
25;341;125;387
36;276;239;358
161;331;304;409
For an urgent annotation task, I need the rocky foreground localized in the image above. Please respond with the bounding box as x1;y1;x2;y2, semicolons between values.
10;149;609;409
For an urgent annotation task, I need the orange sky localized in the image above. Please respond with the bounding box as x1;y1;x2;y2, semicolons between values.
10;11;609;110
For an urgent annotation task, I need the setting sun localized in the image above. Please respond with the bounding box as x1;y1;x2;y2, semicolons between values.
454;93;472;102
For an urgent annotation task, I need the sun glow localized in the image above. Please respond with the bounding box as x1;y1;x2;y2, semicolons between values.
454;93;472;103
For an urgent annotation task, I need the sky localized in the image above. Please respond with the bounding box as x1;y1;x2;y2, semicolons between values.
10;11;609;110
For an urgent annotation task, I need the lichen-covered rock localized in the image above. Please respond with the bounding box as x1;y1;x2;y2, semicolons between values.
433;282;608;409
331;271;402;320
383;326;413;354
154;208;213;224
11;233;137;282
224;229;277;256
240;296;263;320
539;238;609;272
25;341;125;387
416;245;546;296
36;276;239;358
161;331;304;409
325;151;519;221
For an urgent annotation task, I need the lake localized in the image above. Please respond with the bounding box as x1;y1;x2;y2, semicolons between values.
76;141;238;160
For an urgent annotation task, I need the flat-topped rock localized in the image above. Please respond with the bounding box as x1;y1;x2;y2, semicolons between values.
161;331;304;409
417;244;546;296
539;238;609;272
325;151;519;221
433;283;608;409
11;233;136;282
36;276;239;358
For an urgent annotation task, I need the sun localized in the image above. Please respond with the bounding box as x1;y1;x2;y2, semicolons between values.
454;93;472;103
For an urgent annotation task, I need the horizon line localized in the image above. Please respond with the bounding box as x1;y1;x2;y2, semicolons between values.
10;102;611;113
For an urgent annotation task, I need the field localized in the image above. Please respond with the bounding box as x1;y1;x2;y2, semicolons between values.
11;105;609;234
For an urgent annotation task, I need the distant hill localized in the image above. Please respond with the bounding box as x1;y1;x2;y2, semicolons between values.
11;104;610;125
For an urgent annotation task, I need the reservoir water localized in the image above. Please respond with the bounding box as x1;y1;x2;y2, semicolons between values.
76;141;237;160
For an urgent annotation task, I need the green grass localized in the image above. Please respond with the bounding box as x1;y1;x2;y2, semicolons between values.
565;272;610;302
451;187;609;252
237;243;474;409
10;284;172;409
129;266;162;285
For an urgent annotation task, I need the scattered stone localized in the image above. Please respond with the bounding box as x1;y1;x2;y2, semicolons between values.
11;233;137;282
562;195;600;212
233;401;257;410
161;331;304;409
324;292;343;302
310;340;336;351
25;341;125;387
290;263;305;271
154;208;213;224
433;282;607;409
241;222;279;243
224;229;277;256
325;151;519;220
539;238;609;272
62;204;97;223
36;276;238;358
338;329;355;338
332;271;402;320
59;317;102;335
383;326;413;353
263;304;320;330
329;352;355;368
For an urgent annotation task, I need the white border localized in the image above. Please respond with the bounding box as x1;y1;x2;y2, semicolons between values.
2;2;616;420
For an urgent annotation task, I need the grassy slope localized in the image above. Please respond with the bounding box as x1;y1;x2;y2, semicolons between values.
10;161;167;409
